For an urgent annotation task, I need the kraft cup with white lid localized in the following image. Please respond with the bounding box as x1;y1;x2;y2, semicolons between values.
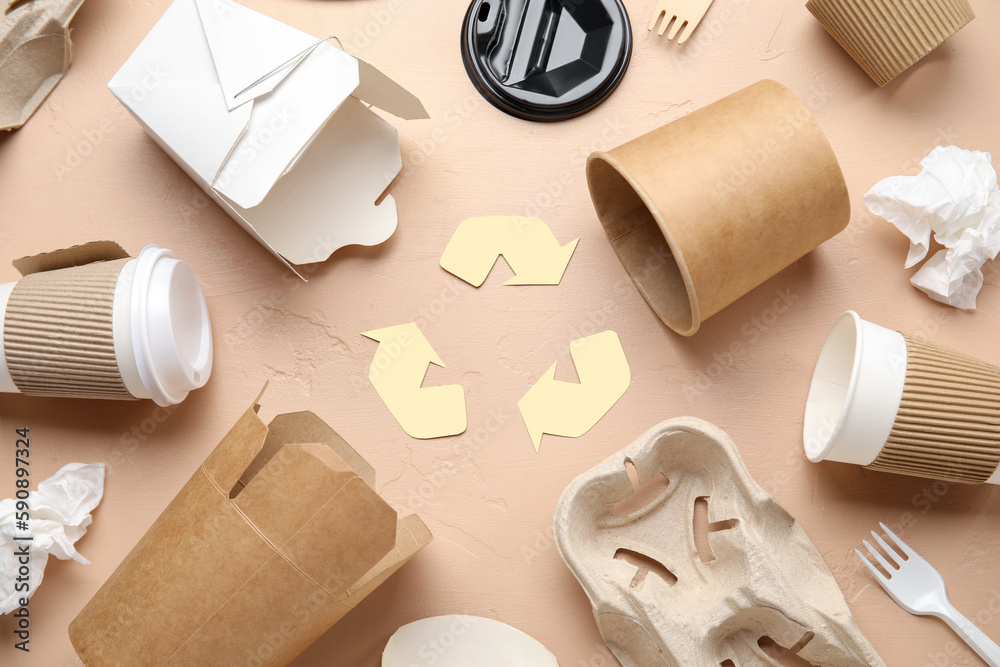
803;311;1000;485
0;244;212;407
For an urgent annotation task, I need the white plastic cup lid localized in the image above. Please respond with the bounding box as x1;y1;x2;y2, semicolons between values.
130;245;213;406
803;311;907;466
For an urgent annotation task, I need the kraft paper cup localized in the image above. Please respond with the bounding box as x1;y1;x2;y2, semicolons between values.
0;245;212;406
807;0;975;87
804;311;1000;485
587;80;849;336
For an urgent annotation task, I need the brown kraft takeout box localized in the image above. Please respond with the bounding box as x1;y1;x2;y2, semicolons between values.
69;387;431;666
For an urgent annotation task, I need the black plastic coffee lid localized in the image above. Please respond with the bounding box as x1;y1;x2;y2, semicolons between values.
461;0;632;122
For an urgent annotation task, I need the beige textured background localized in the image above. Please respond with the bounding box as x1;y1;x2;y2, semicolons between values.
1;0;999;665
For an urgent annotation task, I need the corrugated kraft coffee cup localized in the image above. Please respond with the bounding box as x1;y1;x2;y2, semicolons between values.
807;0;975;87
0;244;213;406
803;311;1000;485
587;79;850;337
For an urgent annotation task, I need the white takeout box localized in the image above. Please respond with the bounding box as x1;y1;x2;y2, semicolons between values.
109;0;428;278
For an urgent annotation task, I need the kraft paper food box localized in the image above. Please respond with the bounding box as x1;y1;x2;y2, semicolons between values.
69;387;432;666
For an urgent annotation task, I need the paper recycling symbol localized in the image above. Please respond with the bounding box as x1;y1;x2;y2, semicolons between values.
517;331;631;452
362;324;467;439
440;216;578;286
364;216;630;449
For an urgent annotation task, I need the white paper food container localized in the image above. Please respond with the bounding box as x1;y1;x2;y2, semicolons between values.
108;0;428;279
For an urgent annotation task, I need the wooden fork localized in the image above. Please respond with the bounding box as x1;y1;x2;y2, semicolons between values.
648;0;715;44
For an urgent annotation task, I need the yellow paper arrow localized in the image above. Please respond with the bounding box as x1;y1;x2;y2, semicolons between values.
518;330;631;452
362;323;467;439
440;216;579;287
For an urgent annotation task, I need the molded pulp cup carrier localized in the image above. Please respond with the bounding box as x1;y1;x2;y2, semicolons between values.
804;311;1000;485
0;244;212;406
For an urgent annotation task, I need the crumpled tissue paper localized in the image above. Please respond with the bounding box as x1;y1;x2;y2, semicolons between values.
0;463;105;614
864;145;1000;309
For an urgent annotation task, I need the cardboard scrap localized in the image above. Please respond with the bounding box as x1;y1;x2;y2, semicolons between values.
363;323;467;440
11;240;129;276
440;216;578;287
0;0;83;131
553;418;885;666
68;388;432;666
518;330;630;452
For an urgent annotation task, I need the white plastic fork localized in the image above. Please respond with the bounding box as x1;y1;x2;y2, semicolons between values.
857;523;1000;667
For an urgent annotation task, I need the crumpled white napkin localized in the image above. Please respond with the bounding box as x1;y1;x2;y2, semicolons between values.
864;145;1000;309
0;463;105;614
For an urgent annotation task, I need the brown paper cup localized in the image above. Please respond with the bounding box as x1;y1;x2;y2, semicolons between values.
587;80;849;336
3;258;135;400
807;0;975;86
866;334;1000;484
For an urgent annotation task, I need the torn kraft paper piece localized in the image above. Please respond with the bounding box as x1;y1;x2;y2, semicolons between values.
108;0;428;279
0;0;84;131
